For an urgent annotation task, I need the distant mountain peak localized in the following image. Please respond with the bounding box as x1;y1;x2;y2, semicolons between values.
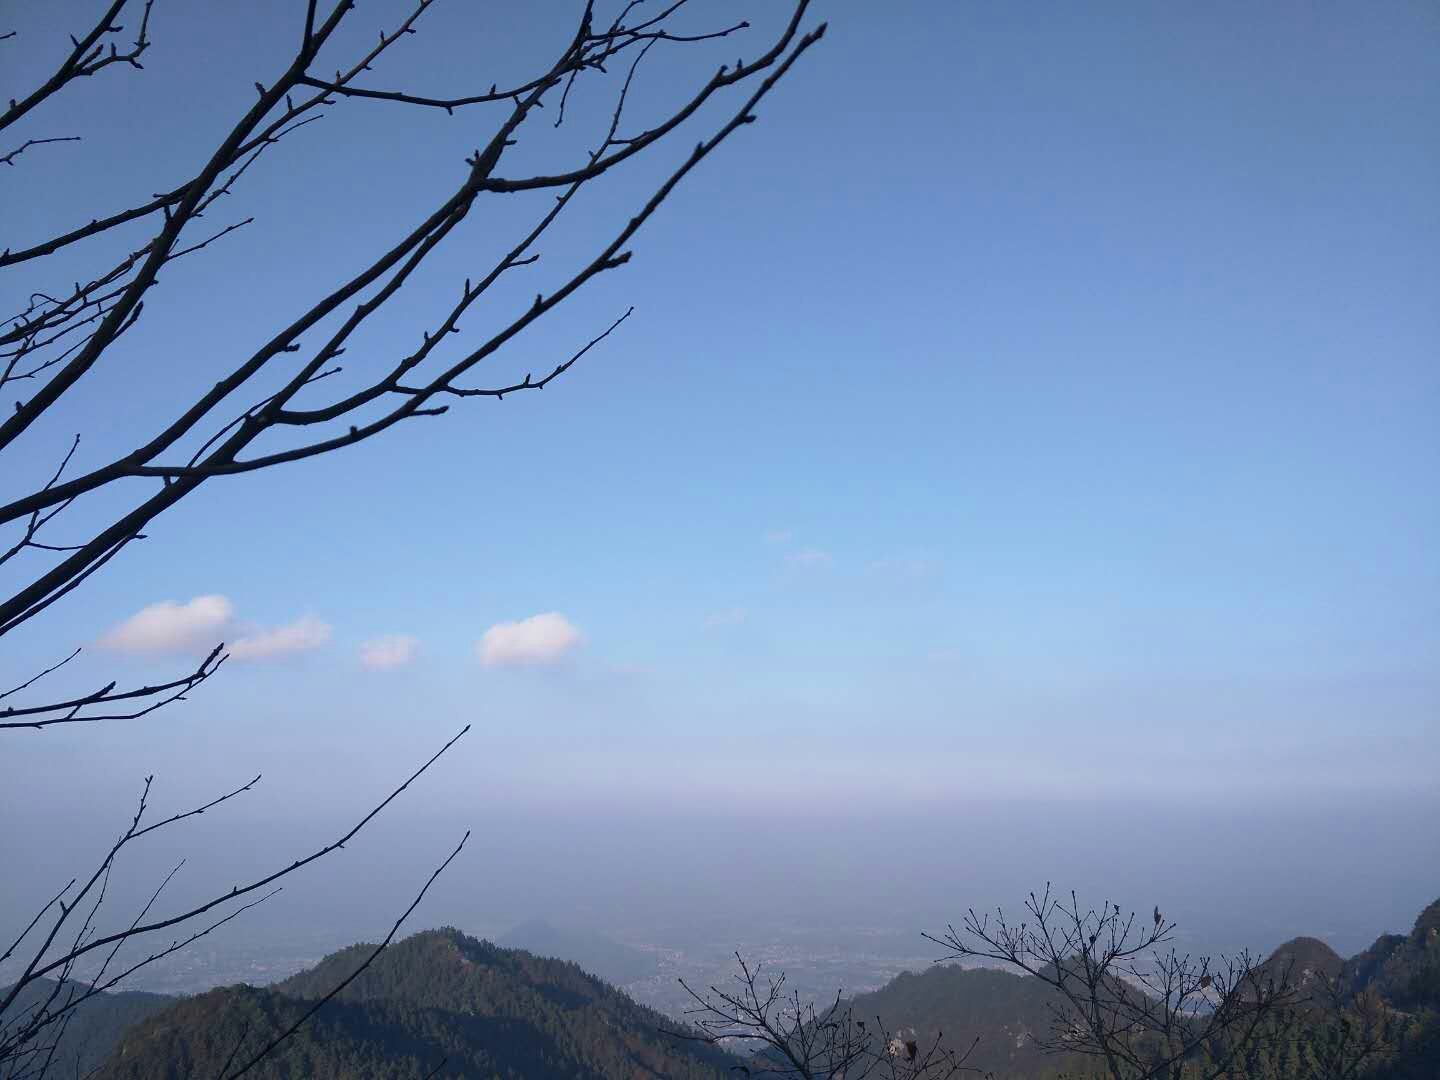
1261;935;1343;982
95;928;730;1079
1268;935;1342;959
1411;898;1440;941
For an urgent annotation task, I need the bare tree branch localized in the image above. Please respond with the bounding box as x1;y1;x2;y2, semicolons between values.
0;2;824;651
674;952;980;1080
219;830;470;1080
0;645;225;731
0;725;469;1067
0;1;153;137
0;5;822;1075
924;885;1302;1080
0;138;81;168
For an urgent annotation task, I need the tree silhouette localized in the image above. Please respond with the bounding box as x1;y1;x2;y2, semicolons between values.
675;951;982;1080
925;885;1300;1080
0;2;822;1075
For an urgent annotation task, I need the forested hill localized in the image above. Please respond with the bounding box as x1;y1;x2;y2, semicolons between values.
80;895;1439;1079
818;895;1440;1080
0;978;171;1078
1346;897;1440;1079
1346;897;1440;1011
840;965;1085;1079
95;928;734;1079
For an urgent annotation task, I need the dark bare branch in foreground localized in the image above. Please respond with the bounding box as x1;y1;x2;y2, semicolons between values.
220;830;470;1080
0;137;82;168
1;0;823;664
674;952;981;1080
0;0;153;137
925;885;1299;1080
0;725;469;1069
1;3;820;1075
0;644;225;730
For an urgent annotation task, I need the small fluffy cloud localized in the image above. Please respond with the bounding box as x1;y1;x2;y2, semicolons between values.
764;529;793;544
477;612;582;668
359;634;419;671
229;615;332;661
99;595;234;654
703;607;746;629
100;596;332;662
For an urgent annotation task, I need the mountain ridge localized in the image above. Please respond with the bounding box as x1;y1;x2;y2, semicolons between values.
93;928;732;1079
37;892;1439;1079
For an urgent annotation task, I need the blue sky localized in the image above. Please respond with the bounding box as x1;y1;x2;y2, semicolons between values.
2;2;1437;942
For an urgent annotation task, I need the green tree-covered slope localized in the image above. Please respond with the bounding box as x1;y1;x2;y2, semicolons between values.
1;977;171;1079
96;929;733;1079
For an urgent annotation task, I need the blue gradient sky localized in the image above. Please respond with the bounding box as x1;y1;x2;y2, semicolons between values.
3;2;1437;945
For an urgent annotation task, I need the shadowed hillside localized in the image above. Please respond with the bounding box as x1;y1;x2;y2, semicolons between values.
0;978;171;1078
96;929;733;1079
797;895;1440;1080
83;896;1440;1079
840;964;1084;1079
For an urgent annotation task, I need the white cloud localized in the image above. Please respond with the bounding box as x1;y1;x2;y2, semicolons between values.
228;615;332;661
99;595;234;654
787;547;832;568
703;607;746;629
764;529;793;544
100;595;332;663
359;634;419;671
477;612;583;668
